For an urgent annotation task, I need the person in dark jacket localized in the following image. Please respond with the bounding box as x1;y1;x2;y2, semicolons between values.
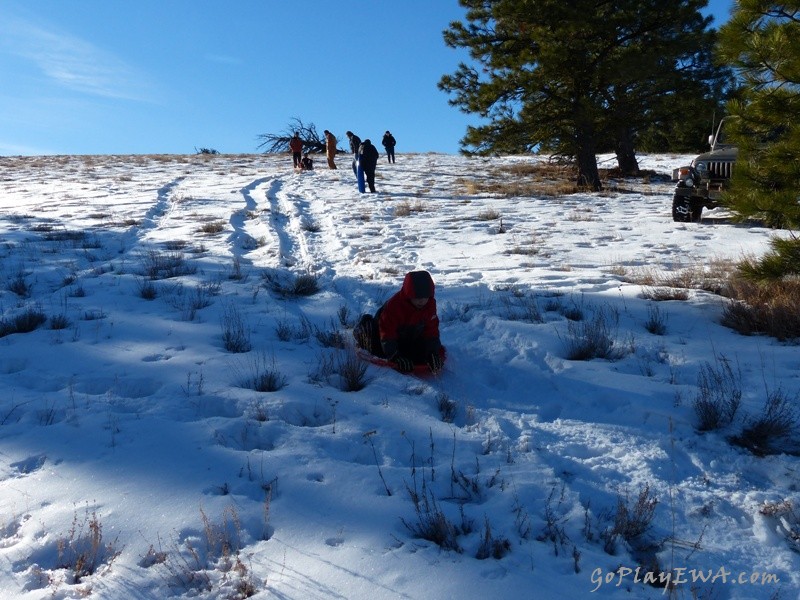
381;131;396;163
346;131;362;176
358;139;380;193
346;131;362;156
353;270;443;373
300;152;314;170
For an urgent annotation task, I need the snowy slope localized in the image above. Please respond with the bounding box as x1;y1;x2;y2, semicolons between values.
0;152;797;599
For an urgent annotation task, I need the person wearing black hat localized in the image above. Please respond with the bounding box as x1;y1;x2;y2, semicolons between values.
382;131;396;163
353;270;443;373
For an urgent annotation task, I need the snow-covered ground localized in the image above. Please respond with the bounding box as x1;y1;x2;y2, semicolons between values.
0;151;797;599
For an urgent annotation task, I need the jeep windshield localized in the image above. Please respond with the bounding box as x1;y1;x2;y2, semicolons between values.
713;117;786;149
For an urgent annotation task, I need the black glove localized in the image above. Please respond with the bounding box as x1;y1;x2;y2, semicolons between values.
427;351;443;373
394;355;415;373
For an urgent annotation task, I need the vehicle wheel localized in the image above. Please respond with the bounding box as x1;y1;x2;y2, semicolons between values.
689;199;704;222
672;195;692;222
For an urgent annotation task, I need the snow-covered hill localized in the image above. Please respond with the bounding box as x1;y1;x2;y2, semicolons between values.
0;152;797;599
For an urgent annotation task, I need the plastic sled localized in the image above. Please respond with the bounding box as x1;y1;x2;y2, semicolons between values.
355;346;446;375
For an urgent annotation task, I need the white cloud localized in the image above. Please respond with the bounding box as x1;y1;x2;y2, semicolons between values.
0;17;156;102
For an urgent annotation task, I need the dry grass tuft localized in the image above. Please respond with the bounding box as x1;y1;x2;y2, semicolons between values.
619;259;737;301
721;277;800;341
458;161;580;197
618;256;800;341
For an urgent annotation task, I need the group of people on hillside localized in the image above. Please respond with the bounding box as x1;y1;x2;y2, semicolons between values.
289;129;397;192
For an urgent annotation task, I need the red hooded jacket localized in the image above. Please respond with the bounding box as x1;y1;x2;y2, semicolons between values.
377;271;440;359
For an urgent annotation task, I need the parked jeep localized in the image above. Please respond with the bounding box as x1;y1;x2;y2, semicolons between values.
671;118;737;222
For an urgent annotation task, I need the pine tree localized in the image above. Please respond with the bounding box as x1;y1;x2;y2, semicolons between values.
439;0;722;187
717;2;800;231
594;1;729;172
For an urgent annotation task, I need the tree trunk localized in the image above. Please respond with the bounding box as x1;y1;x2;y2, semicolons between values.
615;130;640;176
575;129;602;191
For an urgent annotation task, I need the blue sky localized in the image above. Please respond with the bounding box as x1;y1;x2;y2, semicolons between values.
0;0;735;156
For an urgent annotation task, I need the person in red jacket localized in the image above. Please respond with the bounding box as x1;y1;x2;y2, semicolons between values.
354;270;444;373
289;132;303;168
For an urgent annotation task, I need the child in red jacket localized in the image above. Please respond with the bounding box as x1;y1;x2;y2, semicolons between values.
354;271;443;373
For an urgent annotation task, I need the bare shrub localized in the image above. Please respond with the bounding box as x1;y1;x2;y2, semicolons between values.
364;431;392;496
640;286;689;301
337;350;368;392
274;319;293;342
561;305;624;361
197;220;226;235
314;322;348;349
220;304;251;353
49;313;71;330
336;304;353;328
602;483;658;554
229;256;247;281
559;300;584;321
16;307;48;333
626;259;736;297
301;218;321;232
659;260;734;295
730;389;799;456
500;293;543;323
394;201;412;217
190;281;221;309
506;235;540;256
692;357;741;431
308;351;336;385
135;277;158;300
401;478;463;553
644;303;667;335
274;315;313;342
720;298;764;335
1;307;48;337
436;392;458;423
238;352;287;392
294;273;320;296
393;199;427;216
262;270;320;297
161;505;260;597
8;272;30;296
57;506;121;584
721;277;800;341
475;516;511;560
459;161;579;197
476;208;501;221
141;249;196;280
164;239;188;250
538;482;572;556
